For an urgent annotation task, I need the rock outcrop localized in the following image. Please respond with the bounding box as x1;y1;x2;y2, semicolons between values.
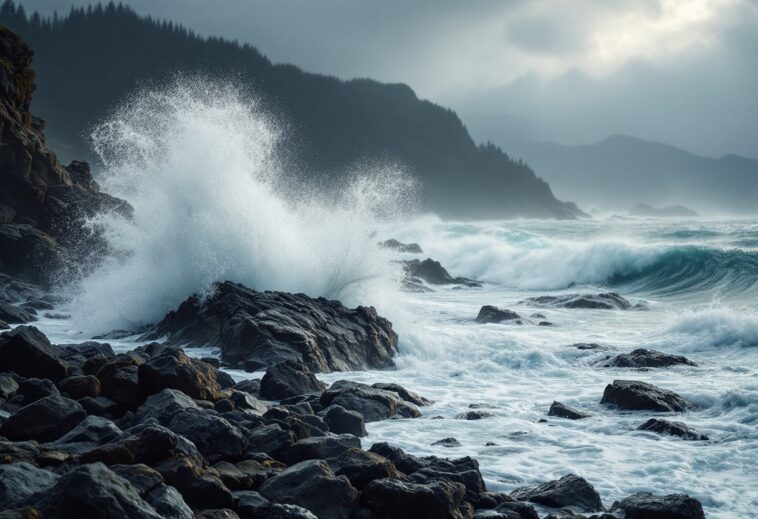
600;380;698;412
524;293;632;310
600;349;697;368
0;27;129;286
401;258;482;288
142;281;398;373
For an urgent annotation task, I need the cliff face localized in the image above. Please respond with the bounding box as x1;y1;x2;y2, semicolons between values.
0;27;128;286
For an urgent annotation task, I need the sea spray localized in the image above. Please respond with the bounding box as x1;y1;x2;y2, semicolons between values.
66;78;417;334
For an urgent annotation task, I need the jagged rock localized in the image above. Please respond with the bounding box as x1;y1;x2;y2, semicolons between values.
246;423;297;458
600;349;696;368
362;478;467;519
196;510;241;519
0;326;68;382
636;418;709;441
401;258;482;287
0;302;36;324
475;502;539;519
370;383;433;406
154;455;234;510
326;448;401;489
234;379;261;396
0;373;19;399
165;408;247;462
134;388;199;425
524;293;632;310
610;492;705;519
80;423;202;467
78;395;118;416
25;463;162;518
52;415;122;445
0;394;85;442
548;401;591;420
600;380;698;412
17;378;59;404
228;390;268;414
511;474;603;512
258;459;358;519
475;306;523;324
379;239;423;253
459;410;493;420
112;464;194;519
233;490;318;519
0;462;59;509
321;405;366;437
320;380;421;422
409;456;486;504
211;462;259;491
234;459;281;488
281;434;362;465
259;361;326;400
142;282;398;373
95;353;144;413
368;442;427;474
432;437;461;447
138;345;223;401
57;374;100;399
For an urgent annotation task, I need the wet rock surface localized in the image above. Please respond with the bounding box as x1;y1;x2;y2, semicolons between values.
601;380;698;412
141;282;398;373
636;418;709;441
548;401;591;420
600;349;697;368
524;293;633;310
511;474;604;512
401;258;482;288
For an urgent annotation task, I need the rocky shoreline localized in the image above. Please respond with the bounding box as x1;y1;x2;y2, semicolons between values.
0;27;708;518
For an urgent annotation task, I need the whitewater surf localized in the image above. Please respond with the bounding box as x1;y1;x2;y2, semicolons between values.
32;83;758;518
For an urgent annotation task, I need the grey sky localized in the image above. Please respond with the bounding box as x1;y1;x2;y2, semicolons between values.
18;0;758;158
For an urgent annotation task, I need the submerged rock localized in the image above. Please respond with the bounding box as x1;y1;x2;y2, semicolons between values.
610;492;705;519
548;401;590;420
600;380;698;412
524;293;632;310
401;258;482;288
600;349;696;368
636;418;709;441
475;306;523;324
379;239;423;253
142;282;398;373
511;474;604;512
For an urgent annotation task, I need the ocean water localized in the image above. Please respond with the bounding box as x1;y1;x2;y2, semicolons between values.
34;82;758;517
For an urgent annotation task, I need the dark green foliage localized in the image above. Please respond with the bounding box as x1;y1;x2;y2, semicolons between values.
0;1;582;218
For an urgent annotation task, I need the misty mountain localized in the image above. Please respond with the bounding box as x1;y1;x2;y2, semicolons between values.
510;135;758;215
0;1;583;220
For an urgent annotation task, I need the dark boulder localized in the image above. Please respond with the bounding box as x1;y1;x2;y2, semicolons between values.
636;418;709;441
78;395;119;416
0;394;85;442
409;456;486;504
17;377;59;404
459;410;493;420
475;306;523;324
368;442;427;475
0;373;19;399
138;345;224;401
95;353;144;413
52;415;122;445
259;361;326;400
379;239;423;253
0;462;59;509
27;463;162;518
281;434;362;465
259;459;358;519
322;405;366;437
234;379;261;396
475;502;539;519
401;258;482;288
0;302;36;324
0;326;68;382
524;293;632;310
112;464;193;519
600;380;698;412
431;437;461;447
548;401;590;420
196;510;241;519
228;390;268;414
326;448;401;489
134;388;200;425
320;380;421;422
166;407;248;462
370;382;433;406
246;423;297;458
155;455;235;510
57;374;100;399
142;282;397;373
610;492;705;519
511;474;603;512
233;490;318;519
600;349;696;368
362;478;467;519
